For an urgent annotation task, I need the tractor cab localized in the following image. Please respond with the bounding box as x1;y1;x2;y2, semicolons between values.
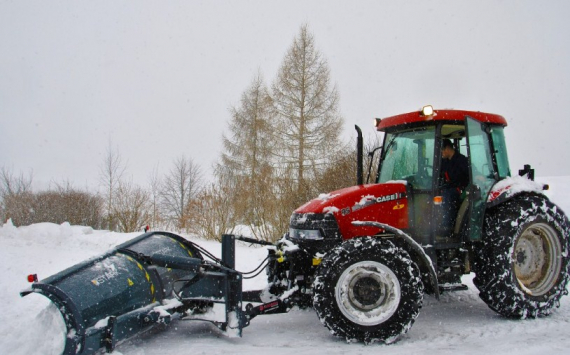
375;106;510;246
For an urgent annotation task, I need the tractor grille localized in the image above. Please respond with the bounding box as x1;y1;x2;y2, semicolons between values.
289;212;341;240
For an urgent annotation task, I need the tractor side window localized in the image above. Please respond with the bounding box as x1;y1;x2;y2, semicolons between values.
378;128;435;189
468;126;495;180
466;119;497;202
491;127;511;178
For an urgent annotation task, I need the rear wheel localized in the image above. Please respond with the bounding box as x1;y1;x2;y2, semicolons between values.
313;238;423;344
475;194;570;318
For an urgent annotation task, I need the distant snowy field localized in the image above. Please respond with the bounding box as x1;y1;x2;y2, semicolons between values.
1;176;569;355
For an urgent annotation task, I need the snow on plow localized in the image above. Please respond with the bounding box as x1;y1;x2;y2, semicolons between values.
20;232;247;355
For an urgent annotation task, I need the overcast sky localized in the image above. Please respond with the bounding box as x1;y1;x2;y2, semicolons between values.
1;0;569;191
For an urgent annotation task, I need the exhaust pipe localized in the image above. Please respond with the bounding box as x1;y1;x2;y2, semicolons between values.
355;125;364;185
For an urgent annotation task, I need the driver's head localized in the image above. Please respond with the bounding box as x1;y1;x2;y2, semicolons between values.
442;139;455;159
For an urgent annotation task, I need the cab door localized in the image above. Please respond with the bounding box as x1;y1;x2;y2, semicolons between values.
465;117;497;241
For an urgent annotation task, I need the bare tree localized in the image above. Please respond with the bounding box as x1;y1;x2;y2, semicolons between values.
272;24;344;207
1;175;103;227
194;182;235;241
99;139;126;231
313;143;355;194
161;155;202;233
2;192;34;226
0;166;33;196
113;180;150;233
148;163;163;230
0;166;33;225
217;72;276;236
35;181;104;227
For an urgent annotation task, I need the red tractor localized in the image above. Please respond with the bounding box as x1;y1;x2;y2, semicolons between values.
263;105;570;343
22;106;570;354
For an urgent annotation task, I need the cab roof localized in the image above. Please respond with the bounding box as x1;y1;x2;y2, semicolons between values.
376;107;508;132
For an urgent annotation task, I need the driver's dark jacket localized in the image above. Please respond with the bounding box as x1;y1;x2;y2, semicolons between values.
440;152;469;190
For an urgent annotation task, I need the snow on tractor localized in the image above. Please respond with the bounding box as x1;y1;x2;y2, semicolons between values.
21;106;570;354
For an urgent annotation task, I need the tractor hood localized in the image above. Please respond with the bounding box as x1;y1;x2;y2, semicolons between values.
293;182;409;240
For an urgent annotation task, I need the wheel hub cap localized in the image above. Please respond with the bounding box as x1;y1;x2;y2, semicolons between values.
351;276;385;310
335;261;401;326
514;222;562;296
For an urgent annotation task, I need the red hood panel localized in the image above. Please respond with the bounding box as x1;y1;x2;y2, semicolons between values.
295;183;409;240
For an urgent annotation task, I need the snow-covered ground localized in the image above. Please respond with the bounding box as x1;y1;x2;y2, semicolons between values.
1;176;569;355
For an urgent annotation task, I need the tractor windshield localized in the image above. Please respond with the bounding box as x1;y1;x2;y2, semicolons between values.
377;127;436;189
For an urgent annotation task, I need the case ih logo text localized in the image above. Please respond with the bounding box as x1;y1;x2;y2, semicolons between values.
352;192;406;212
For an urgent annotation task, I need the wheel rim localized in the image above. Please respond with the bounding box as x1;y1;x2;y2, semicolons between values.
513;222;562;296
335;261;401;326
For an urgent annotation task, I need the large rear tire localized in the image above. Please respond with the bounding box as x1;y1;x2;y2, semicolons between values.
475;194;570;318
313;238;423;344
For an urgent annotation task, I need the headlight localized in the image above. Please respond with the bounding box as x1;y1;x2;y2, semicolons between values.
289;228;324;241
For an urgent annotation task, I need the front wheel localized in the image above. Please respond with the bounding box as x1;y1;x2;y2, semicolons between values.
475;194;570;318
313;238;423;344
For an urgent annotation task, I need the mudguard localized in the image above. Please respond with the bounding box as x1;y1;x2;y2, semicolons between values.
487;175;548;208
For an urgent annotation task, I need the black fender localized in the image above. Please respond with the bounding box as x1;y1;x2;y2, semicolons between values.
352;221;440;300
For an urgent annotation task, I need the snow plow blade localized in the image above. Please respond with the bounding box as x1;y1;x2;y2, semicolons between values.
21;232;246;355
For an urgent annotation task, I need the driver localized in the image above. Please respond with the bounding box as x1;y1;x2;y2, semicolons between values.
440;139;469;232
